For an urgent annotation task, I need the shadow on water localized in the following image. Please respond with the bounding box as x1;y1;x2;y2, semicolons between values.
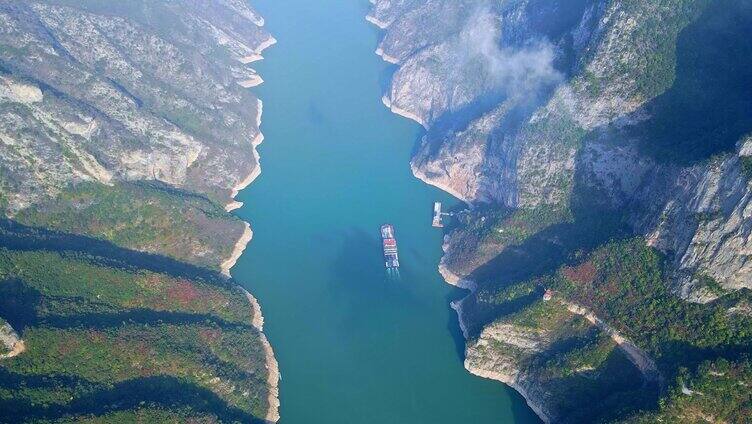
377;62;399;94
308;101;331;128
326;227;384;292
444;287;470;361
0;375;263;423
326;228;425;303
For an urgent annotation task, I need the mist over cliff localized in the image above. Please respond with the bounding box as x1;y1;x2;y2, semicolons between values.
456;5;561;105
370;0;752;422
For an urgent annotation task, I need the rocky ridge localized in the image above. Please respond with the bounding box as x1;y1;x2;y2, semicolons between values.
370;0;752;422
0;0;275;212
0;1;279;421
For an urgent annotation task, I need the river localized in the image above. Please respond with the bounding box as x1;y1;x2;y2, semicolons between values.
233;1;541;422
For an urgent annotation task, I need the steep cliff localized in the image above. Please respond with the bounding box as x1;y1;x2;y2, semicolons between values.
370;0;752;421
0;1;278;422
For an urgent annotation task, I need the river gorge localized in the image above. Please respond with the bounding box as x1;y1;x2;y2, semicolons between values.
0;0;750;422
231;0;540;422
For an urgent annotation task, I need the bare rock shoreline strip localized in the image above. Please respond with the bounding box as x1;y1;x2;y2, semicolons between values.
226;99;266;212
220;222;253;277
241;287;281;423
221;35;280;422
381;95;428;129
411;162;471;205
220;222;280;423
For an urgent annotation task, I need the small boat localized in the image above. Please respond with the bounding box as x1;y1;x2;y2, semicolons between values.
380;224;400;268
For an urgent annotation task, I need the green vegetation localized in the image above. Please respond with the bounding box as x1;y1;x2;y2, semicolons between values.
484;300;651;423
41;0;194;42
523;106;586;151
623;358;752;423
633;0;752;163
451;198;629;336
581;71;602;97
445;204;573;280
513;106;586;208
49;408;221;424
453;206;541;248
741;156;752;180
475;235;752;417
0;2;272;422
569;0;708;102
3;323;267;413
0;233;272;423
542;331;615;379
694;273;727;296
0;249;251;324
620;0;710;99
477;280;539;305
552;238;752;374
488;206;572;246
466;232;751;421
0;318;12;356
15;182;244;270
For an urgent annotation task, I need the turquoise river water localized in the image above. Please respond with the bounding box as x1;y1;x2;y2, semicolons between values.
233;1;541;422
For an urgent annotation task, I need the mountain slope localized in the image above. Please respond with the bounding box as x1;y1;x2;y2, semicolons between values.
0;1;278;422
370;0;752;421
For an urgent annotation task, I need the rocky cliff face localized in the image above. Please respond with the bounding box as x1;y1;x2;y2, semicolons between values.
0;1;279;421
0;0;274;213
0;0;277;269
371;0;752;421
373;0;752;295
583;136;752;298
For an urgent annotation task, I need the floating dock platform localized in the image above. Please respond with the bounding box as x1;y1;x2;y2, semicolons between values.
432;202;444;228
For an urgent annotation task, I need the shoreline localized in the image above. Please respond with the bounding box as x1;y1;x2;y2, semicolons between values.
256;36;278;54
241;288;280;423
367;9;549;423
465;365;553;424
239;35;276;64
381;95;428;129
238;75;264;88
410;161;471;205
375;46;400;64
439;241;476;340
226;32;280;422
226;99;265;212
447;261;553;423
221;222;253;277
365;14;390;30
240;53;263;64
